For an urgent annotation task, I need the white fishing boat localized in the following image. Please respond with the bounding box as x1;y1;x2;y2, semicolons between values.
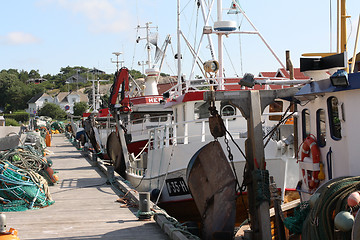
288;0;360;238
103;0;313;229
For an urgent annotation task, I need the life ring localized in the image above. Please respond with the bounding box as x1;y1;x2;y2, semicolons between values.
299;135;321;190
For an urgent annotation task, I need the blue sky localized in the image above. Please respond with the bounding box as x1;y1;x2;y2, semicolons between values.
0;0;359;78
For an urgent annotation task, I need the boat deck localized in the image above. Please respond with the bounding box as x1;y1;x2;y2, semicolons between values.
5;134;169;240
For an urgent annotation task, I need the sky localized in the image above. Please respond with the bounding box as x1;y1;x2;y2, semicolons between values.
0;0;359;79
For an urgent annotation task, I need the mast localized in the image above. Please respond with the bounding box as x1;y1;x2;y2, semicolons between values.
137;22;160;96
337;0;349;53
146;22;152;68
217;0;224;90
137;22;157;68
177;0;182;95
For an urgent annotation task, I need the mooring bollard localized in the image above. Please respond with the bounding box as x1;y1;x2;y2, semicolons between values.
91;152;97;166
138;192;152;220
106;165;115;183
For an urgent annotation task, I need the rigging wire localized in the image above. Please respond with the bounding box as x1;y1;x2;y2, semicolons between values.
347;10;353;45
194;1;200;53
329;0;332;52
131;27;140;70
238;14;245;76
223;42;238;77
170;39;178;75
180;0;193;15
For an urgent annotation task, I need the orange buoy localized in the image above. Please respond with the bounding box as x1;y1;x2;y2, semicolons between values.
45;133;51;147
0;213;20;240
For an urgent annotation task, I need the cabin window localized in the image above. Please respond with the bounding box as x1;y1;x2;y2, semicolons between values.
269;101;283;121
194;102;210;120
327;97;342;140
302;109;311;140
316;109;326;147
221;105;236;116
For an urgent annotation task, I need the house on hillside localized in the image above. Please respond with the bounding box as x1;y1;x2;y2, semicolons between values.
54;91;89;114
88;68;106;75
26;77;48;84
259;68;309;79
27;91;89;116
66;74;87;84
27;93;53;116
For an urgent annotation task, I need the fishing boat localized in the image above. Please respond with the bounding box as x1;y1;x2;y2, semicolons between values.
287;0;360;238
101;1;314;235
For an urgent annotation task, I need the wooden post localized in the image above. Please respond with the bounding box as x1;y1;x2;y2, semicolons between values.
247;91;272;240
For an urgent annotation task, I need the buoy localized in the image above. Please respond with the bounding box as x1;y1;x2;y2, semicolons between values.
347;191;360;207
334;211;354;232
0;213;20;240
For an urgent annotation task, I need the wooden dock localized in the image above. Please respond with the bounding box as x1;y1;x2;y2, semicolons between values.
5;134;169;240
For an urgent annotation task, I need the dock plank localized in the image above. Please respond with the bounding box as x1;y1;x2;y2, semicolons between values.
5;134;169;240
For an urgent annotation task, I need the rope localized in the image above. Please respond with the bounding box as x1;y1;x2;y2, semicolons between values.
0;161;54;211
301;176;360;239
155;142;176;205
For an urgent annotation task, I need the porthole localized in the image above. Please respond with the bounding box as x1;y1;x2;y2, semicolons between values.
221;105;236;116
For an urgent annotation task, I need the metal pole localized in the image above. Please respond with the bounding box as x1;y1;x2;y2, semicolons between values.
351;15;360;73
177;0;182;95
217;0;224;90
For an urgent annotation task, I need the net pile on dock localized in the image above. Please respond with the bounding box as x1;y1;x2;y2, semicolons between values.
0;145;58;185
0;160;54;212
0;129;56;212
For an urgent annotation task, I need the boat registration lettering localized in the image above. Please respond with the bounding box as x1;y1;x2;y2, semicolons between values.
166;177;190;196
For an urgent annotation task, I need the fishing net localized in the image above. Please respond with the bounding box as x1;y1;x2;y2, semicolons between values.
0;146;57;185
0;161;54;212
283;201;310;234
300;176;360;240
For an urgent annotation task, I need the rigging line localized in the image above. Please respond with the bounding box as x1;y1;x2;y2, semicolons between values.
136;0;139;25
223;128;249;219
194;1;200;53
347;10;353;44
223;42;238;77
165;61;176;77
238;14;245;76
180;0;193;14
182;3;198;50
262;102;292;140
329;0;332;52
170;40;178;74
182;35;206;77
263;103;295;148
225;129;246;159
131;27;139;70
155;142;176;205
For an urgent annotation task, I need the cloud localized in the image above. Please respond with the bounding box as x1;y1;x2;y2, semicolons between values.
37;0;134;34
0;32;41;45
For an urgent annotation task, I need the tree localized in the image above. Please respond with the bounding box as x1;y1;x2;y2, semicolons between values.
29;69;40;79
73;102;88;116
129;69;144;79
38;103;67;120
